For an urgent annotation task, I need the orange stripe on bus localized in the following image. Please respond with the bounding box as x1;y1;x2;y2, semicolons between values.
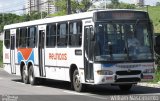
17;48;33;60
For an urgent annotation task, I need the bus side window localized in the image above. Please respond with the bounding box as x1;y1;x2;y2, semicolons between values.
19;27;27;48
69;21;82;47
4;29;10;49
46;24;56;47
27;26;36;48
57;22;68;47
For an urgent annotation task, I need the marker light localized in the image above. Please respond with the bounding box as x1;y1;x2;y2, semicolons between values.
97;70;113;75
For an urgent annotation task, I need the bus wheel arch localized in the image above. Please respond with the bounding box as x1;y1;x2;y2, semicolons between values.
28;63;37;85
69;64;78;83
69;64;85;92
20;62;29;84
20;62;25;80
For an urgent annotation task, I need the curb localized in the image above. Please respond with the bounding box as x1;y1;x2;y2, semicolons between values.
137;83;160;88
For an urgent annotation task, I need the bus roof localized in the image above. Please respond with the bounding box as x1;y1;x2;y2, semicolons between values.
4;9;147;30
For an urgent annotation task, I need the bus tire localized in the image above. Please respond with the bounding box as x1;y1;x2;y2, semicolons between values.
119;84;132;91
72;69;85;92
22;65;29;84
29;65;37;85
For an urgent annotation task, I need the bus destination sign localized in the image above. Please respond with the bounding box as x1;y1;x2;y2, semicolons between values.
94;11;148;21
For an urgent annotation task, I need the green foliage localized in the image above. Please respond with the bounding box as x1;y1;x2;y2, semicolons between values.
22;11;47;21
78;0;92;12
138;6;160;34
156;2;160;6
152;69;160;83
111;0;119;5
0;13;21;32
106;2;136;9
49;10;66;17
0;12;47;32
53;0;91;16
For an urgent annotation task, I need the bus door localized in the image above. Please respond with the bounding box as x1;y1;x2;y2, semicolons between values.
84;26;94;82
10;29;16;74
38;25;46;77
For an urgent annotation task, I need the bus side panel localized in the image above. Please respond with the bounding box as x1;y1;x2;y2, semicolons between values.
3;45;11;74
56;48;68;80
67;48;84;82
44;48;57;79
33;47;40;77
15;48;21;76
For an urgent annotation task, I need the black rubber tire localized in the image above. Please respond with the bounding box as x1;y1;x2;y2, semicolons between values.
29;65;37;85
119;84;132;91
72;69;85;92
22;65;29;84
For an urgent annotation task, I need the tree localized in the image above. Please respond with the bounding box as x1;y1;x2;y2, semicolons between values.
111;0;119;5
156;2;160;6
0;12;47;32
106;1;135;9
52;0;92;16
78;0;92;12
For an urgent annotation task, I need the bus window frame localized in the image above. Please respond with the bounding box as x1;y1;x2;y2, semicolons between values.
57;22;68;47
69;20;82;47
4;29;10;49
46;23;57;48
27;26;37;48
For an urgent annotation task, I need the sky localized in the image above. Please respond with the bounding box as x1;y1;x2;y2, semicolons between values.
0;0;159;14
120;0;158;6
0;0;24;14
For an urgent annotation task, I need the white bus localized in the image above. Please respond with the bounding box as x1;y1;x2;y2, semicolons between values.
3;9;155;92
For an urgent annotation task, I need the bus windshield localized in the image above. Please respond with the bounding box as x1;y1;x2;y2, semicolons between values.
94;20;153;62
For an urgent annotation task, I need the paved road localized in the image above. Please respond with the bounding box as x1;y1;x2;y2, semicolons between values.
0;68;160;101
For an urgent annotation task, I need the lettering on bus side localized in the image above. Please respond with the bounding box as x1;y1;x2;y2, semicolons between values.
49;53;67;60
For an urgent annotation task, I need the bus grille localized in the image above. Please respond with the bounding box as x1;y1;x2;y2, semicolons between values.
116;70;141;76
115;78;141;82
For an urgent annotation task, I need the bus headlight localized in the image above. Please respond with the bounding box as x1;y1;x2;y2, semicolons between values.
97;70;113;75
143;68;155;73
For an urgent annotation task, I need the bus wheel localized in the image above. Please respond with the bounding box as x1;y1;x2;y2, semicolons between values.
119;84;132;91
22;65;29;84
29;65;37;85
73;69;85;92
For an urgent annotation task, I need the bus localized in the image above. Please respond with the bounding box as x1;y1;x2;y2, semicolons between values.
3;9;155;92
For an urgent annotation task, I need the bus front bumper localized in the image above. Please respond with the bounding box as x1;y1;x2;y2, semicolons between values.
94;73;154;84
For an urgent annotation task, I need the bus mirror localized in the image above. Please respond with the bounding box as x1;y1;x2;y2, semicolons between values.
154;35;160;55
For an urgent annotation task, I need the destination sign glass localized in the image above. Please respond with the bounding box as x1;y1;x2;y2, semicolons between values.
94;11;149;21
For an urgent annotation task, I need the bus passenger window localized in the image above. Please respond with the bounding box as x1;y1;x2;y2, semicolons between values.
27;27;36;48
57;23;68;47
46;24;56;47
19;28;27;48
69;21;82;47
4;30;10;49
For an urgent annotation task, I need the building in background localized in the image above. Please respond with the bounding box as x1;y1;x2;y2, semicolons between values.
25;0;40;14
25;0;58;14
40;0;58;14
134;0;144;6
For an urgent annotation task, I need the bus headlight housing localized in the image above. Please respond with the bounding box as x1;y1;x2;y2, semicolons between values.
97;70;113;75
143;68;155;73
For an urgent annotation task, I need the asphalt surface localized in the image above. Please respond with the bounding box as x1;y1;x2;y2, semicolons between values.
0;68;160;101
